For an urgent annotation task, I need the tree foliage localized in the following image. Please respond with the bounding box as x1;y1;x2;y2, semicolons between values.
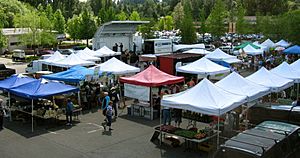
79;9;97;46
206;0;227;38
172;2;184;29
180;1;197;44
53;9;65;34
116;11;127;20
236;0;247;34
129;11;141;21
66;15;80;40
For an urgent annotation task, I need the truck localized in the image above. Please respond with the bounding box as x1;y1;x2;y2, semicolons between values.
25;60;44;73
143;39;173;55
0;64;16;80
12;49;26;62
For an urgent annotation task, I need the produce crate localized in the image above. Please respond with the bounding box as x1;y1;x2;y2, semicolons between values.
198;143;213;152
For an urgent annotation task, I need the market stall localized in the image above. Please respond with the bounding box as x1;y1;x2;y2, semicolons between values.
205;48;241;64
283;45;300;54
261;39;276;49
275;39;290;48
7;78;79;132
161;78;247;147
75;51;101;63
182;49;212;55
94;46;121;58
46;53;95;68
120;65;184;120
240;45;264;56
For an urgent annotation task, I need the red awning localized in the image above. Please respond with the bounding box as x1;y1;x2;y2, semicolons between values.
119;65;184;87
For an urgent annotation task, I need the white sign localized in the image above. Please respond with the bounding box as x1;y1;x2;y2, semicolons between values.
124;83;150;101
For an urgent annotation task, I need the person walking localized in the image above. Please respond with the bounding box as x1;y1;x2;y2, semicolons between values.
110;86;119;119
66;99;74;126
101;92;110;118
104;101;114;131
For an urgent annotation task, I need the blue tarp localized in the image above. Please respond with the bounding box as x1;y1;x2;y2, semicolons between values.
0;74;36;91
42;66;96;83
283;45;300;54
9;79;79;99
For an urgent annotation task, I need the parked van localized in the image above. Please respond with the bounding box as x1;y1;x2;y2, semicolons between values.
215;121;300;158
12;49;26;62
25;60;44;73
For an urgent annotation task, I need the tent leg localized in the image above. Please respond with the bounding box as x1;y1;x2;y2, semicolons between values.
160;108;162;146
150;87;153;120
217;116;220;149
8;92;12;121
297;83;299;99
269;93;272;106
31;99;34;133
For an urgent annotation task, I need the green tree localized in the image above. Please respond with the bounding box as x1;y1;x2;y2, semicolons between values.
172;2;184;29
116;11;127;20
236;0;247;34
45;4;54;21
180;1;196;44
129;11;141;21
206;0;227;38
79;9;97;47
66;15;81;41
139;18;156;39
164;15;173;30
158;17;165;31
98;7;116;24
53;9;65;34
199;8;207;37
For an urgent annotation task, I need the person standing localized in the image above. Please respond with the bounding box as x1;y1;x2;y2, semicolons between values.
162;90;171;125
110;86;119;119
113;43;118;52
66;99;74;126
101;92;110;118
133;42;137;54
119;43;123;53
104;101;114;131
173;108;182;127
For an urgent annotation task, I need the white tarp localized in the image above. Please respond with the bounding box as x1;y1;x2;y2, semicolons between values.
173;44;205;52
241;45;264;55
161;78;247;116
48;53;95;68
205;48;241;64
261;39;275;49
275;39;290;48
176;57;230;75
90;57;140;75
253;41;268;52
76;50;101;62
290;59;300;71
42;51;66;65
246;67;294;92
94;46;121;57
183;49;212;55
270;62;300;83
216;72;270;102
124;83;150;101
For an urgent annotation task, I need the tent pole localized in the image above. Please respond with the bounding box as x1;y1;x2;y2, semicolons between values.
8;92;12;121
297;83;299;99
217;115;220;149
150;87;153;120
269;93;272;106
159;107;162;146
31;99;34;133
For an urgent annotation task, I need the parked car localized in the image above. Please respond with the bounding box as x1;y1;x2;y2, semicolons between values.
215;121;300;158
58;49;75;55
37;50;54;56
0;64;16;80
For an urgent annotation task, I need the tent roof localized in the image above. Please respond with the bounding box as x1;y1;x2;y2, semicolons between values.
119;65;184;87
242;45;264;55
0;74;36;91
91;57;140;75
275;39;290;48
173;44;205;52
42;66;95;83
9;79;79;99
205;48;240;63
283;45;300;54
49;53;95;68
261;39;275;48
42;51;66;65
235;42;260;49
246;67;294;92
216;72;270;102
253;41;268;51
270;62;300;83
176;57;230;75
290;59;300;70
94;46;121;57
182;49;212;55
82;47;97;57
76;50;101;61
161;78;247;116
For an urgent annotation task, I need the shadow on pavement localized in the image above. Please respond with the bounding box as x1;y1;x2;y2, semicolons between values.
118;114;160;127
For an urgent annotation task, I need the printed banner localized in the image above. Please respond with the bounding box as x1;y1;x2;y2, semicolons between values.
124;83;150;101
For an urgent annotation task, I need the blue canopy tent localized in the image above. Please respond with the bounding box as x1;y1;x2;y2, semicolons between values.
9;79;79;132
283;45;300;54
42;66;95;83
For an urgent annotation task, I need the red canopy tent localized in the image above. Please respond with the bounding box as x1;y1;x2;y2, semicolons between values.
119;65;184;120
119;65;184;87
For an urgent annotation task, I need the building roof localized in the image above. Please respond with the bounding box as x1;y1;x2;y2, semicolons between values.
2;28;30;36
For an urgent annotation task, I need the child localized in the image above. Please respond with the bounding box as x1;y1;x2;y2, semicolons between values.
104;101;114;131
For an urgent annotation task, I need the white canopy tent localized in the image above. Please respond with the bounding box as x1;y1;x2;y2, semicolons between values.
94;46;121;57
173;44;205;52
261;39;275;49
90;57;140;75
290;59;300;71
76;50;101;62
81;47;97;57
253;41;268;52
42;51;66;65
246;67;294;92
48;53;95;68
241;45;264;55
216;72;270;102
275;39;290;48
176;57;230;75
182;49;212;55
205;48;241;64
271;62;300;83
161;78;247;116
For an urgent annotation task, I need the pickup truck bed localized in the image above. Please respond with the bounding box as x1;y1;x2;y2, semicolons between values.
0;64;16;80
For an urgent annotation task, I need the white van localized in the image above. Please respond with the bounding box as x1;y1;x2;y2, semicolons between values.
25;60;44;73
12;49;26;62
143;39;172;55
